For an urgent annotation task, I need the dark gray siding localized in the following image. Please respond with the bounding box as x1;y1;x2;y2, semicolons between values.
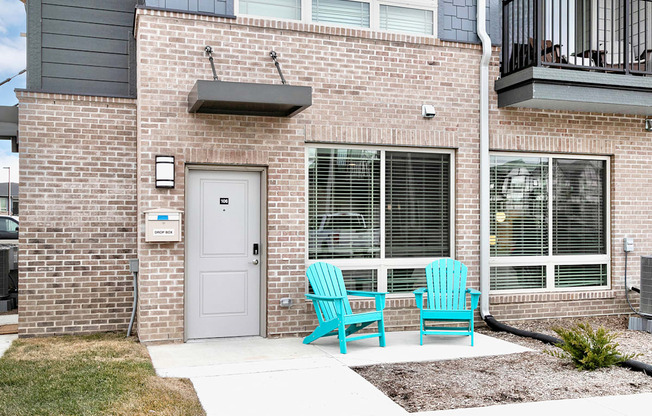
140;0;234;16
439;0;502;45
27;0;137;98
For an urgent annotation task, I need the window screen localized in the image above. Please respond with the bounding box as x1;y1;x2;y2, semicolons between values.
312;0;370;27
490;265;546;290
490;155;548;257
379;5;434;35
385;152;450;258
553;159;606;255
555;264;607;288
308;269;378;293
387;268;427;293
308;148;380;259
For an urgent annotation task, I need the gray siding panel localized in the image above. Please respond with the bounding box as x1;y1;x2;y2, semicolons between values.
439;0;502;46
42;63;129;83
26;0;42;91
42;19;131;40
42;34;128;55
42;49;129;69
42;4;133;26
44;0;137;13
28;0;137;98
143;0;229;15
42;77;130;97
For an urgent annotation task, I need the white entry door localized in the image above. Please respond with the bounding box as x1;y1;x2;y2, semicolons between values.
186;169;261;339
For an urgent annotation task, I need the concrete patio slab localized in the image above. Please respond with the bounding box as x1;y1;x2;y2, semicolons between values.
148;336;337;377
312;331;531;367
147;331;530;378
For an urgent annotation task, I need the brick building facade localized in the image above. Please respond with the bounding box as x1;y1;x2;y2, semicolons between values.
18;1;649;342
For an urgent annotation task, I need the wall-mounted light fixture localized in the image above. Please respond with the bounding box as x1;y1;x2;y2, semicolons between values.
155;155;175;188
646;118;652;132
422;105;436;118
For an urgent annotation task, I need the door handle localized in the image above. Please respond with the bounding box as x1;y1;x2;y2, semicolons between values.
252;259;259;265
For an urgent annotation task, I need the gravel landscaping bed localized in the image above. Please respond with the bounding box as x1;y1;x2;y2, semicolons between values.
353;315;652;413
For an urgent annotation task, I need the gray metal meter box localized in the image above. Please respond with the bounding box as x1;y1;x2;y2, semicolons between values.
145;209;182;242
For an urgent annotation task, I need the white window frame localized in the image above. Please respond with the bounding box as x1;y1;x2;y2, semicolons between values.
235;0;438;36
489;152;611;294
305;144;455;296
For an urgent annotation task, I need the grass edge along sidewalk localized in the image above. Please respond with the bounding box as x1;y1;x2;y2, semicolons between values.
0;333;205;416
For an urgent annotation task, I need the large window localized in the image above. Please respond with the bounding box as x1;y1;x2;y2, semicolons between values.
307;146;453;294
237;0;436;35
490;153;609;292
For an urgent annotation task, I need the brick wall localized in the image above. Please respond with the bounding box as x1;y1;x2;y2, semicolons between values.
19;8;649;339
17;92;138;337
132;9;646;342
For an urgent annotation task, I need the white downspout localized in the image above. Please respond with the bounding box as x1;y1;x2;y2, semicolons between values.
477;0;492;318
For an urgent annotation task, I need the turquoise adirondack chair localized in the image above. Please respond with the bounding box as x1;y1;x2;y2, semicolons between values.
414;259;481;346
304;262;387;354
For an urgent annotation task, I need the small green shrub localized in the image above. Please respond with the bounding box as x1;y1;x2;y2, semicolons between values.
545;322;638;371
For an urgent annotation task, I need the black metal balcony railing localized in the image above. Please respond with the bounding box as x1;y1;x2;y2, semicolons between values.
502;0;652;77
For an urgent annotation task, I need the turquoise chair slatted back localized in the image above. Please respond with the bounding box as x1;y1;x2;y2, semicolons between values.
425;259;468;311
306;263;353;321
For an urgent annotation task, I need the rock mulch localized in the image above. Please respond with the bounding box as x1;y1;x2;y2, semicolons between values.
353;315;652;412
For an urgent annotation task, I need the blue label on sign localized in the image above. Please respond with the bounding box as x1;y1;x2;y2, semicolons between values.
157;215;169;220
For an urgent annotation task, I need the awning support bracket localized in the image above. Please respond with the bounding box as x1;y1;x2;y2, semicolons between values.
269;50;287;85
205;46;219;81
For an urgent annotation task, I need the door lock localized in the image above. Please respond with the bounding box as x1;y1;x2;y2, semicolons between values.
252;259;259;265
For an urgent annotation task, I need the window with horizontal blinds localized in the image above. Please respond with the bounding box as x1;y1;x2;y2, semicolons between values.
307;146;453;294
553;159;606;255
555;264;607;288
379;5;434;35
312;0;370;27
240;0;302;20
307;148;380;259
387;268;426;293
308;269;378;293
386;152;449;258
490;156;548;257
490;153;609;293
490;265;546;290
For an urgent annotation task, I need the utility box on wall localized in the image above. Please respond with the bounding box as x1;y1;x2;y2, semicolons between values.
145;209;183;243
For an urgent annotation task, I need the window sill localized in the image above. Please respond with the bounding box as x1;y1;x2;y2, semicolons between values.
490;289;615;305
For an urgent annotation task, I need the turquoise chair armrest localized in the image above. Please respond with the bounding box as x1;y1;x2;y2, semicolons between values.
305;293;347;316
414;288;426;310
347;290;388;297
305;293;344;301
466;288;481;310
347;290;388;311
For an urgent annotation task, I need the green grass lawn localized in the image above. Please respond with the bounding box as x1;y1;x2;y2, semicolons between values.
0;333;205;416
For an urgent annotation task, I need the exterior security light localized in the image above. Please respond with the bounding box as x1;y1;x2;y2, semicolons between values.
646;118;652;132
422;105;436;118
155;156;175;188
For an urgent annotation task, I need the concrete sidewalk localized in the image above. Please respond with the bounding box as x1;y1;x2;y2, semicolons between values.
148;331;650;416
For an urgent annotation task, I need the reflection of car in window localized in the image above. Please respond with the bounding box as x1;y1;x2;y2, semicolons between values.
0;216;18;240
309;212;379;258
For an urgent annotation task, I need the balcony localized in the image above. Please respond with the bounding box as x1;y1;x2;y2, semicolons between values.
495;0;652;115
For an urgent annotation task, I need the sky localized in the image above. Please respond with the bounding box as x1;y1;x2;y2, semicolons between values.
0;0;25;183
